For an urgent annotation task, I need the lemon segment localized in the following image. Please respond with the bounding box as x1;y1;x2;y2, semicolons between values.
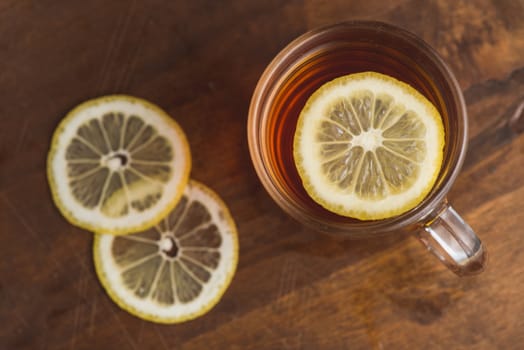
47;95;191;234
93;180;238;323
294;72;445;220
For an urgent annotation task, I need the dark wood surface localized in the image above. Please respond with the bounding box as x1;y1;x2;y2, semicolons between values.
1;0;523;349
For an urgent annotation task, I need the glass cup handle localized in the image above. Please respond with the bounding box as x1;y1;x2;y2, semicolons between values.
417;203;487;276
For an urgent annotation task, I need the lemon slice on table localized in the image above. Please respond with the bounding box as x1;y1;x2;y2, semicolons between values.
294;72;445;220
47;95;191;234
93;180;238;324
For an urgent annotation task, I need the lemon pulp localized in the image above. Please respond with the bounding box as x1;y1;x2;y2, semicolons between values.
47;95;191;234
93;180;238;323
293;72;445;220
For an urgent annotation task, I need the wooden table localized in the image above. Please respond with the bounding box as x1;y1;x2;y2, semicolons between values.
1;0;523;349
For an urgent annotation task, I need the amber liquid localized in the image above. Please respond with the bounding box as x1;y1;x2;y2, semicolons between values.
264;40;449;223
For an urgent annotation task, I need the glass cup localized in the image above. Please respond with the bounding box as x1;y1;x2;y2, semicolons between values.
247;21;486;275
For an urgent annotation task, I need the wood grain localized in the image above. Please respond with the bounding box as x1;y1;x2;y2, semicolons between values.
0;0;523;349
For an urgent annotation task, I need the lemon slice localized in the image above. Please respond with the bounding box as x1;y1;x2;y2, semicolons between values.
294;72;444;220
47;95;191;234
93;180;238;323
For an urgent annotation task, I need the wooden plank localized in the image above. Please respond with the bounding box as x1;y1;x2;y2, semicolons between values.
0;0;523;349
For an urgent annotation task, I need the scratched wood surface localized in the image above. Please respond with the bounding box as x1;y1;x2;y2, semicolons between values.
1;0;523;349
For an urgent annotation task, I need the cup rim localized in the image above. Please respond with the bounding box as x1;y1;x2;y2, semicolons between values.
247;20;468;235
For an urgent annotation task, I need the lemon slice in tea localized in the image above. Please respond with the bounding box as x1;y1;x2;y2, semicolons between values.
93;180;238;323
47;95;191;234
294;72;445;220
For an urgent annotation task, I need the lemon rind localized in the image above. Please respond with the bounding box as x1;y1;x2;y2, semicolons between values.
294;72;444;220
93;179;239;323
47;95;192;235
